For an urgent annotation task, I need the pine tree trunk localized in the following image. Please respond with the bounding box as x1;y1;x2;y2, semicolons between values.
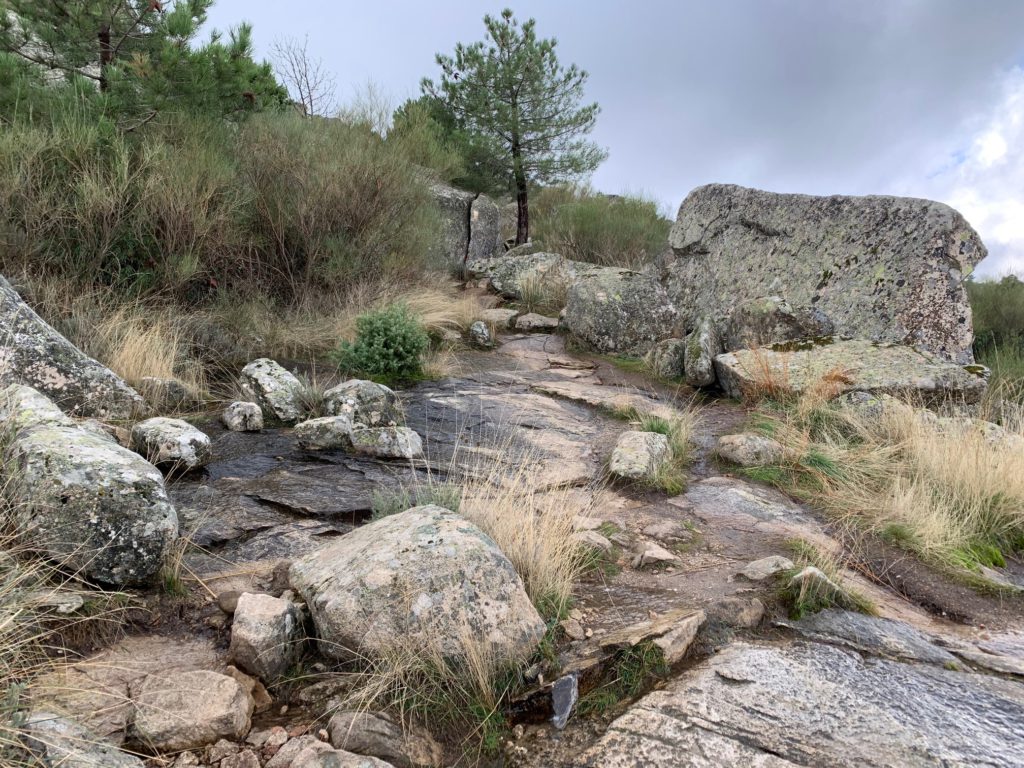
512;139;529;245
98;23;112;92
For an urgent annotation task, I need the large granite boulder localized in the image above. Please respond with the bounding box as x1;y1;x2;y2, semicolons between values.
665;185;986;363
430;182;502;268
564;268;679;356
289;505;545;663
1;385;178;585
714;339;987;405
580;641;1024;766
725;296;834;351
0;276;144;417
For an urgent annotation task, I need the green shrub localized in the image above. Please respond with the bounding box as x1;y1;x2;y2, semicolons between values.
532;185;670;269
332;303;430;384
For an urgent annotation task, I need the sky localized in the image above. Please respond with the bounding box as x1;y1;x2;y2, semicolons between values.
203;0;1024;278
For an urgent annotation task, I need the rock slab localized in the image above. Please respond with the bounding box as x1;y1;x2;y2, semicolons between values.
714;339;987;405
581;641;1024;766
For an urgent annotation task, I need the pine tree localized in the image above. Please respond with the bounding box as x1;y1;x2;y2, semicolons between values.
423;9;606;244
0;0;286;126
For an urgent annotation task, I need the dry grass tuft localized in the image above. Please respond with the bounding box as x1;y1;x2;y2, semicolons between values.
751;380;1024;573
738;348;793;404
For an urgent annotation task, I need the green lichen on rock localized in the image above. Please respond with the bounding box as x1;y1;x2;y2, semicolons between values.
666;185;986;364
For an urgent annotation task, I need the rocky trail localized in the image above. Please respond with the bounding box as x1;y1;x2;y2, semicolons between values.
31;330;1024;767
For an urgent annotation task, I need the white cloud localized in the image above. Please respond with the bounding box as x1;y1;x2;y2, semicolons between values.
914;67;1024;278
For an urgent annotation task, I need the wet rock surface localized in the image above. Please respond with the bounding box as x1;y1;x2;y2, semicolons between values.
580;641;1024;767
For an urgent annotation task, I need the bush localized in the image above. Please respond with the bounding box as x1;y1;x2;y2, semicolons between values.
532;185;670;268
332;303;430;384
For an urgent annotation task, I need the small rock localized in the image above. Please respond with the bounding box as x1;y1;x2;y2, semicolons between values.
130;670;253;751
265;736;333;768
349;426;423;459
328;710;442;768
468;320;494;348
131;416;212;471
207;739;239;763
217;590;242;615
324;380;402;428
707;597;765;629
738;555;794;581
170;752;200;767
716;433;786;467
653;610;706;664
789;566;849;604
632;541;680;569
222;401;263;432
571;529;613;554
610;430;669;481
480;307;520;328
294;415;354;450
550;674;579;730
515;312;560;332
230;592;301;683
222;750;261;768
560;618;586;641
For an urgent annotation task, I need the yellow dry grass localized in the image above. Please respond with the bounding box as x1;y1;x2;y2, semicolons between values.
758;383;1024;571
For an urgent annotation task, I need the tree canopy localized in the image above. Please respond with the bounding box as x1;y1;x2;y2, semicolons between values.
423;8;606;244
0;0;286;126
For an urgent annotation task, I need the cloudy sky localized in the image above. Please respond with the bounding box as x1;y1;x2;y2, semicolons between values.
204;0;1024;278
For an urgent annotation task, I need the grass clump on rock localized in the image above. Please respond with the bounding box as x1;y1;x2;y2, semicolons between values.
332;303;431;386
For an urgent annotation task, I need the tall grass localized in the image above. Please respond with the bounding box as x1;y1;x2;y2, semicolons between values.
531;185;670;269
749;385;1024;574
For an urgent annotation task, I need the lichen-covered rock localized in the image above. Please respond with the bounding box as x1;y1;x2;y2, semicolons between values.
714;339;987;405
666;184;986;363
684;317;724;388
610;431;669;480
329;710;442;768
229;592;300;683
289;505;545;663
430;182;502;267
240;359;305;424
834;390;907;421
324;380;401;427
222;401;264;432
716;433;786;466
2;389;178;585
468;320;494;348
131;670;253;751
466;250;582;301
725;296;834;351
294;415;355;450
0;275;144;418
515;312;560;332
349;427;423;459
0;382;73;434
138;376;195;412
131;417;211;471
645;338;687;379
564;268;679;356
